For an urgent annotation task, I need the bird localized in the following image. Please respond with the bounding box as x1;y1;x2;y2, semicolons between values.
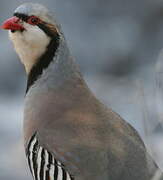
1;3;163;180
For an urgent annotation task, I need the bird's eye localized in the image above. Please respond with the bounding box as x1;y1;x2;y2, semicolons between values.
27;16;40;25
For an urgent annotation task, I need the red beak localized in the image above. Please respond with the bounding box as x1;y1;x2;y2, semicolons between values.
1;16;24;31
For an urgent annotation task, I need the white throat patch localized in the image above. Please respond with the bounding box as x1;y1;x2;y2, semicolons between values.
9;22;50;74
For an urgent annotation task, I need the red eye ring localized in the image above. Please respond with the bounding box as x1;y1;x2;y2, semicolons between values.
27;16;41;25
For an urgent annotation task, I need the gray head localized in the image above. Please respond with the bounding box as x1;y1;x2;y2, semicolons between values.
14;3;58;25
2;3;61;73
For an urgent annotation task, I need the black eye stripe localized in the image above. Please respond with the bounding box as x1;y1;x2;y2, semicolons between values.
13;12;58;38
14;13;29;22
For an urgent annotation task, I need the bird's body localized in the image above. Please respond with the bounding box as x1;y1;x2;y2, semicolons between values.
2;3;163;180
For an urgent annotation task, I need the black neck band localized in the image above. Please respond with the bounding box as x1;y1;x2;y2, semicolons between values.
26;24;60;93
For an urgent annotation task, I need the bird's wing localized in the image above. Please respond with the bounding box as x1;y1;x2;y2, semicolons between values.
26;133;74;180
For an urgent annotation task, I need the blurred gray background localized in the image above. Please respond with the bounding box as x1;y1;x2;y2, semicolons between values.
0;0;163;179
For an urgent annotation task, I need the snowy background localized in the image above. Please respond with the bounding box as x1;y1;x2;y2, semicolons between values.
0;0;163;179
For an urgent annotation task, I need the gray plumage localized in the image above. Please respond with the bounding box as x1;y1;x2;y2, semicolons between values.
3;3;163;180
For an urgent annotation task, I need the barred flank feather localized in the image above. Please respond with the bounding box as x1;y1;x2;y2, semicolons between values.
26;134;74;180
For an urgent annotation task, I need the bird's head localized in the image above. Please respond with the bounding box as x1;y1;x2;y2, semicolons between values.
1;3;60;74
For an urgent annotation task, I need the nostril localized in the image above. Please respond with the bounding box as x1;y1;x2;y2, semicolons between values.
13;16;20;23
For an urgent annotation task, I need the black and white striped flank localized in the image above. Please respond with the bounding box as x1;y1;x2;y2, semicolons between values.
26;134;74;180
